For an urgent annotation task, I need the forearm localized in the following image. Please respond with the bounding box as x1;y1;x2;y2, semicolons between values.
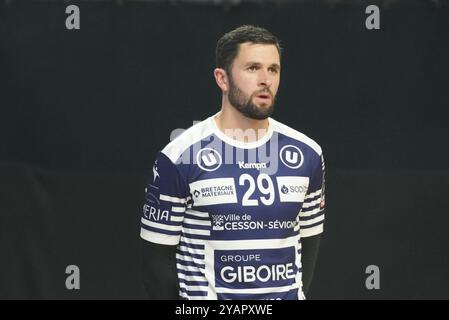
141;240;179;299
301;234;321;296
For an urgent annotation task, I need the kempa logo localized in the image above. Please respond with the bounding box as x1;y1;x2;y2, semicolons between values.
238;161;267;170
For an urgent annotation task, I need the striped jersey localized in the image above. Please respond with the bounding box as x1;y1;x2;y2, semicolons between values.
140;113;326;300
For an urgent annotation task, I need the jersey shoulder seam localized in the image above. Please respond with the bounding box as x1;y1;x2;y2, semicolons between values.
161;117;214;164
271;118;322;156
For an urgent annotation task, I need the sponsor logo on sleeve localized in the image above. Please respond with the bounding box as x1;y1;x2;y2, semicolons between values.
320;195;326;209
152;160;160;183
143;204;169;222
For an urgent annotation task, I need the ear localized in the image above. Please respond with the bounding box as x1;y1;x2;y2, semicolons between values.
214;68;228;92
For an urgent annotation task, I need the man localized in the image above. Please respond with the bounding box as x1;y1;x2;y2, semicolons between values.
141;25;325;300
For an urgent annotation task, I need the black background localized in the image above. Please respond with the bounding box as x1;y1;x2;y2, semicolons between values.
1;0;448;299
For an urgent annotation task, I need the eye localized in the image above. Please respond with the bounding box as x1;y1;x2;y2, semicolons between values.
248;66;258;72
269;67;279;74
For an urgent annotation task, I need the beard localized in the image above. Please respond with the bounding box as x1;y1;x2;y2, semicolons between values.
227;75;276;120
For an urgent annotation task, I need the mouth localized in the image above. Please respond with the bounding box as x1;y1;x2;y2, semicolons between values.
256;93;272;100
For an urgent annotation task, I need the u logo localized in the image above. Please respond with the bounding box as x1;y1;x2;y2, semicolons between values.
196;148;222;172
285;150;298;164
280;145;304;169
202;153;218;166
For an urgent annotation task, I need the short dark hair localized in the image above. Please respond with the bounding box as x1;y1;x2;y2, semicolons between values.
215;25;282;74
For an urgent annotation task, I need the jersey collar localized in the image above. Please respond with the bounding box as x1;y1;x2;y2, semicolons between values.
208;112;275;149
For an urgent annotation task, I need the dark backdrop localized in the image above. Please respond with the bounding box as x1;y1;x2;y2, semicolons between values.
1;0;448;299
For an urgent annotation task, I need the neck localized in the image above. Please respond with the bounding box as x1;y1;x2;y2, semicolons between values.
214;97;270;143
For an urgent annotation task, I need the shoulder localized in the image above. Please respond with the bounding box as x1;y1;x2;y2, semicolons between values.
270;117;323;157
160;116;214;164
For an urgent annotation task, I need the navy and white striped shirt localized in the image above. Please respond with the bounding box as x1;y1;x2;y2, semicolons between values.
141;113;325;300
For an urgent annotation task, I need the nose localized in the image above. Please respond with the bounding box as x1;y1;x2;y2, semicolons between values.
258;70;272;88
259;79;271;88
